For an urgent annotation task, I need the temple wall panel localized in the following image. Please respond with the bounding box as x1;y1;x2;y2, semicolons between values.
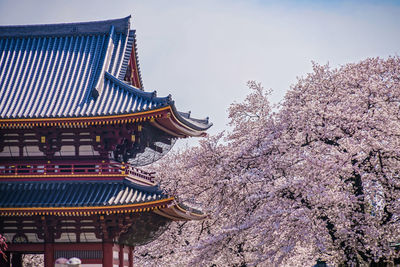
113;250;119;260
24;146;45;156
80;232;102;242
58;145;76;156
0;146;19;157
55;233;77;243
79;145;98;156
25;233;43;243
54;249;103;260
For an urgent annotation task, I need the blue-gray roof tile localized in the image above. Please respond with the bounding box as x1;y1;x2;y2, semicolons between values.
0;179;167;208
0;17;212;131
0;17;154;119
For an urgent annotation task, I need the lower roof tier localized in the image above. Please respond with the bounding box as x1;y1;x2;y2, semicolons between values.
0;178;168;215
0;177;206;221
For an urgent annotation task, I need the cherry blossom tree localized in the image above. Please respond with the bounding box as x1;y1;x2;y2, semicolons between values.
136;57;400;266
0;234;7;261
270;57;400;265
22;254;44;267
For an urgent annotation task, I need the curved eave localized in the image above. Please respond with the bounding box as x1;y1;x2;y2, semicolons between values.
0;105;212;138
154;202;207;221
0;197;175;217
171;104;212;132
0;106;170;128
151;104;212;138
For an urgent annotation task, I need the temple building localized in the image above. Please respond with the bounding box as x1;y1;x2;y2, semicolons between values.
0;16;211;267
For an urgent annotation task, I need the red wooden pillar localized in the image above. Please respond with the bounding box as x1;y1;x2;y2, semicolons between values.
128;246;134;267
102;243;113;267
11;253;22;267
119;244;124;267
44;243;54;267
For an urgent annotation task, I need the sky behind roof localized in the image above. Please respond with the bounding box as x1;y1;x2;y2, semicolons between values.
0;0;399;146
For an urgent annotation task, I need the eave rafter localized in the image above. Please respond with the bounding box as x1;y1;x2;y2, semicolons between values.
154;203;207;221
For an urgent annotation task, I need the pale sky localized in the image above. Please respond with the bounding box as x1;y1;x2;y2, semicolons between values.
1;0;399;146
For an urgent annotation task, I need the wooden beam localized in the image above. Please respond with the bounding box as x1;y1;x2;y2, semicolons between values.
7;243;44;252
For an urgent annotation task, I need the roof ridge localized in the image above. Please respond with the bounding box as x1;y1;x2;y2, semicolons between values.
0;16;131;38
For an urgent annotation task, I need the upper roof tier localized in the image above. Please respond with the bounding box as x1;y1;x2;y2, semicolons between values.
0;17;211;136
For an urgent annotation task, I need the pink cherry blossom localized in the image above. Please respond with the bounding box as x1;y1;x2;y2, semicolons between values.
134;57;400;266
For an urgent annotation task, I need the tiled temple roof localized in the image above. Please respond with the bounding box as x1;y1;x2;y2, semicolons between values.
0;178;167;208
0;17;211;131
0;177;205;220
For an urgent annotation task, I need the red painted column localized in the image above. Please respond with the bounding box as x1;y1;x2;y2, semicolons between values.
102;243;113;267
119;244;124;267
128;246;134;267
11;253;22;267
44;243;54;267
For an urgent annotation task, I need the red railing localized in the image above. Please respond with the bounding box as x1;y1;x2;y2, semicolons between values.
126;165;156;181
0;161;155;182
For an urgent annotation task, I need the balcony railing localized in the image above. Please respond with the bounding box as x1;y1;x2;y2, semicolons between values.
0;161;155;182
